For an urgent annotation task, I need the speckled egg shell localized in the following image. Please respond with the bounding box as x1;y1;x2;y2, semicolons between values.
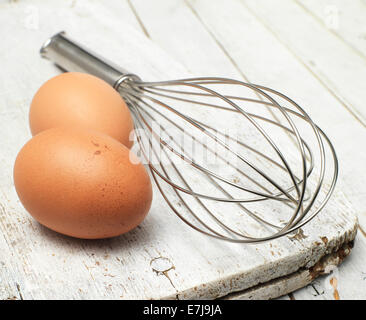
13;127;152;239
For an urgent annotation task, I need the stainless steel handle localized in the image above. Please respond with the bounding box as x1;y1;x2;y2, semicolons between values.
40;31;137;89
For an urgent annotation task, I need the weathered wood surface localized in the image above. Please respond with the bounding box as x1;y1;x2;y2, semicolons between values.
0;0;363;300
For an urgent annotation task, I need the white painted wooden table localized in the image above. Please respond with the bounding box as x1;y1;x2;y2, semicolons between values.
0;0;365;300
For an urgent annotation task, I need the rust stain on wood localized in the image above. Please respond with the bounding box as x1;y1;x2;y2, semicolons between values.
330;277;340;300
309;241;354;280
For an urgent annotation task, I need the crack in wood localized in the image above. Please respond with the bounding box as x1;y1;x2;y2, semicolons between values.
15;283;24;300
150;257;179;299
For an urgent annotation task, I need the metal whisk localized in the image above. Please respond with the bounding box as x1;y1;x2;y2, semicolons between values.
40;32;338;243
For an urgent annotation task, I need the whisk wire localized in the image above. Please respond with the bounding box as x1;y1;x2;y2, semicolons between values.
118;77;337;242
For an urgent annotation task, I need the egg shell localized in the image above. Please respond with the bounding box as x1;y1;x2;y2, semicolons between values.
13;127;152;239
29;72;134;148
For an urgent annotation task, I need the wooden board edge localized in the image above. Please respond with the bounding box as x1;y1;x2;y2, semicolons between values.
221;234;357;300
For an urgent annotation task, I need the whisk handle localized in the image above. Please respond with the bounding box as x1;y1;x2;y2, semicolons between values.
40;31;135;89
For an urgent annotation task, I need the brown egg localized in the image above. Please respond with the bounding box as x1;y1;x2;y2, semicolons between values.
29;72;134;148
13;127;152;239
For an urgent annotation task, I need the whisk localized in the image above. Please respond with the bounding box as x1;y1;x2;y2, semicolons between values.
40;32;338;243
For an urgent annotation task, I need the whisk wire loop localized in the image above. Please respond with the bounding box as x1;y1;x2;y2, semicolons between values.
117;77;337;243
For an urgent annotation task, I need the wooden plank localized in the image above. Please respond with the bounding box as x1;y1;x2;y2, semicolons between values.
0;0;359;299
296;0;366;59
240;0;366;126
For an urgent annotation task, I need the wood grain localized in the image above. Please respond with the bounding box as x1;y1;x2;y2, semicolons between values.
0;0;361;299
242;0;366;127
296;0;366;61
